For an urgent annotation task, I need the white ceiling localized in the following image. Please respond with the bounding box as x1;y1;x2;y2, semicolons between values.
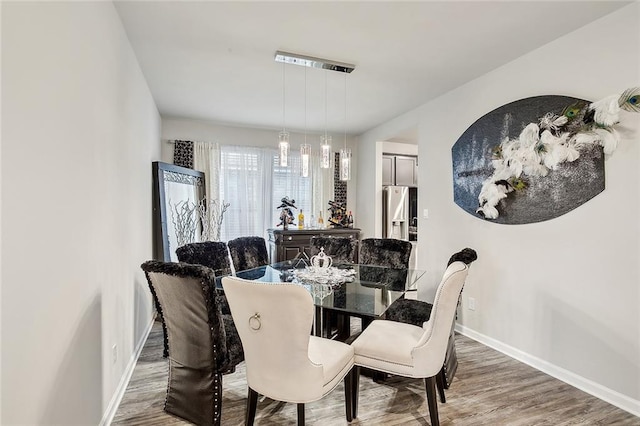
114;1;629;137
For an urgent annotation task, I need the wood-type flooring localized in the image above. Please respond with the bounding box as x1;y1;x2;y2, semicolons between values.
113;320;639;425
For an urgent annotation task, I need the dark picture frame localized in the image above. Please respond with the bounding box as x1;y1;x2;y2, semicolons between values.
152;161;205;261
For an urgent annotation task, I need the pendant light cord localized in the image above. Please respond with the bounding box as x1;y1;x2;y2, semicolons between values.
324;70;328;138
304;66;307;143
344;72;347;149
282;61;286;132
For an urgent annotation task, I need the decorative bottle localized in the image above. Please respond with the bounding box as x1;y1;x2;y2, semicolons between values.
317;211;324;228
298;209;305;229
347;211;354;228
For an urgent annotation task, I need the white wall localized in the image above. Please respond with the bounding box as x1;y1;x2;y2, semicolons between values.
1;2;161;424
356;110;421;238
359;3;640;415
162;117;359;226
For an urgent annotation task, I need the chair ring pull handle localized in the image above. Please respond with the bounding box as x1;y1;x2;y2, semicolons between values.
249;313;261;331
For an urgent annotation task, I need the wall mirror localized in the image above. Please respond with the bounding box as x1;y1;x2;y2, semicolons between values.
152;161;205;261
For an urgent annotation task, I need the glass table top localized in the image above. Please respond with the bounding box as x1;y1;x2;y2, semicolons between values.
234;261;427;319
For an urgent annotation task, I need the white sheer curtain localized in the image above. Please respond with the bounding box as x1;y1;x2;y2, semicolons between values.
271;152;313;225
218;145;331;241
192;141;223;240
219;146;273;241
193;141;220;203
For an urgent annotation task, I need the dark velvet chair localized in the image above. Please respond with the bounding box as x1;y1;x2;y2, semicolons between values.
385;247;478;402
141;261;244;426
359;266;409;291
309;236;358;264
227;236;269;273
329;238;414;337
172;241;233;358
309;236;359;339
359;238;412;269
175;241;232;278
359;238;412;292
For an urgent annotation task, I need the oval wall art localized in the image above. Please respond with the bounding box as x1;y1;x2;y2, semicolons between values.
451;89;639;224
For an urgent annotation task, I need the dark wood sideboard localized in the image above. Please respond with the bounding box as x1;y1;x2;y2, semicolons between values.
267;228;361;263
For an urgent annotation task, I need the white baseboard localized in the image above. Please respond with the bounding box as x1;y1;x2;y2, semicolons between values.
455;324;640;418
100;315;156;426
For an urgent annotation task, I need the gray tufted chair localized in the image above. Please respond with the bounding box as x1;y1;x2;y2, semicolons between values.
227;236;269;273
141;261;244;426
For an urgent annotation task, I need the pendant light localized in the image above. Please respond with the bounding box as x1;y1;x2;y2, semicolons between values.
340;71;351;181
273;51;356;172
300;67;311;177
278;61;290;167
320;70;332;169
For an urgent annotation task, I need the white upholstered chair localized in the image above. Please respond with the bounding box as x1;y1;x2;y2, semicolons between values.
221;276;357;425
350;261;470;426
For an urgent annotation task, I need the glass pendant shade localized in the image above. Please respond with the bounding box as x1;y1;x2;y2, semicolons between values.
300;143;311;177
320;134;332;169
278;131;290;167
340;148;351;181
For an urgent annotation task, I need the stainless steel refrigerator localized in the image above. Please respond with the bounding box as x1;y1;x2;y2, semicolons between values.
383;186;417;241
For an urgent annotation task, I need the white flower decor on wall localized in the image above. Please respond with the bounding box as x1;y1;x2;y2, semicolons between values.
452;87;639;224
476;87;639;220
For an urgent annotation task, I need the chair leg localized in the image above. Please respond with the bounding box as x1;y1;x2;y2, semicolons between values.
297;403;305;425
352;366;360;420
246;387;258;426
435;368;446;403
344;369;354;422
425;376;440;426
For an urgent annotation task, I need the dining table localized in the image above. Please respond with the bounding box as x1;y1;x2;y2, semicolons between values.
234;260;427;340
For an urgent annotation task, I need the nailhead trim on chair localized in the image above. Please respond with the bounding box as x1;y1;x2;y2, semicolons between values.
142;261;244;425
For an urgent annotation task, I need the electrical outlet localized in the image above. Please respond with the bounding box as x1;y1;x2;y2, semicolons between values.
112;344;118;364
423;209;429;219
468;297;476;311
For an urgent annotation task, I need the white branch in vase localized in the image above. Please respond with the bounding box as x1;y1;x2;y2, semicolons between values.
198;198;230;242
169;199;198;248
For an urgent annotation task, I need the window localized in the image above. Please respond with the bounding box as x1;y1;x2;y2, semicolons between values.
219;145;327;241
272;155;313;225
